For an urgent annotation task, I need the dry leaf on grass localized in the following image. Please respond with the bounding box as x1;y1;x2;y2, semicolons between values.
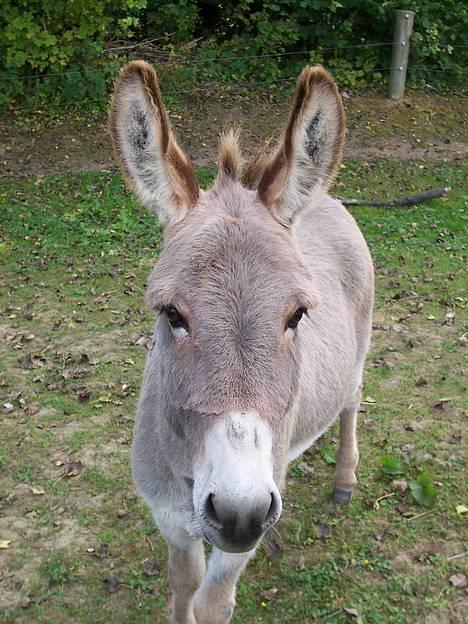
314;521;331;539
103;576;120;593
63;461;83;477
449;574;466;588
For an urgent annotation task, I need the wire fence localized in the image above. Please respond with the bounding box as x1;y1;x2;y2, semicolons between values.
0;41;399;81
0;38;466;113
1;41;467;83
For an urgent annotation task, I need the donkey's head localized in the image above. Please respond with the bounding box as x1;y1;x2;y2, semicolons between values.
110;61;345;553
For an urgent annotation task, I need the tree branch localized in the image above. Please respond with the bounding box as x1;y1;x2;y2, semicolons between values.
339;187;450;207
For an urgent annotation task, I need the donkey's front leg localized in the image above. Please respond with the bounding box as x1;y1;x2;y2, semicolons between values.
166;538;205;624
334;396;360;504
193;547;255;624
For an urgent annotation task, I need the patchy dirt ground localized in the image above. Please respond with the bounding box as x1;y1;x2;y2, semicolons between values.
1;90;467;178
0;153;466;622
1;81;467;622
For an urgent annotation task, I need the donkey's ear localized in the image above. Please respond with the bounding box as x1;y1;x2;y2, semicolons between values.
109;61;199;226
257;66;345;224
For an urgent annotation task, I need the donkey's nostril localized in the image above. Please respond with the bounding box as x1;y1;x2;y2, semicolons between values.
262;490;281;529
203;493;222;528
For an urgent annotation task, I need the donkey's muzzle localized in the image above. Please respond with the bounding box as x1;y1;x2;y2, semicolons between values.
202;488;281;552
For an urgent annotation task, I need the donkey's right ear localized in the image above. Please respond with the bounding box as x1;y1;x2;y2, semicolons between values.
109;61;199;227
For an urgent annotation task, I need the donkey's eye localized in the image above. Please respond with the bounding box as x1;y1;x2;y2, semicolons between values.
286;307;307;331
166;306;189;332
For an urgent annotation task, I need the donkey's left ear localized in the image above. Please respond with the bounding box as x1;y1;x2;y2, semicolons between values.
109;61;199;227
257;66;345;224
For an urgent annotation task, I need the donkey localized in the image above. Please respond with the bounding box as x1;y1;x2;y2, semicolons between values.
109;61;374;624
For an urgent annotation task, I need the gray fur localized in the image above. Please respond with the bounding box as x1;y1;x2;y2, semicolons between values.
304;110;322;160
134;183;373;495
110;62;374;624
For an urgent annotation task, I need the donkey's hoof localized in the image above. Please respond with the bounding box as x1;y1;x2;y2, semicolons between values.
333;487;353;504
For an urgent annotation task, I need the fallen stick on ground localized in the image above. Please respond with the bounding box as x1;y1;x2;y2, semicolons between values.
339;186;450;207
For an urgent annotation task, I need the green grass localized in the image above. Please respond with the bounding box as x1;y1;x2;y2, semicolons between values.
0;158;466;623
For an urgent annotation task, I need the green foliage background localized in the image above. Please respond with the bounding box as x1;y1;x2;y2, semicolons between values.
0;0;467;108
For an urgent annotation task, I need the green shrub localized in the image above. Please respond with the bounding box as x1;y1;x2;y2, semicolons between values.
0;0;148;106
0;0;466;109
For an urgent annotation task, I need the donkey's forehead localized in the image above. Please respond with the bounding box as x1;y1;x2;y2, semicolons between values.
172;184;297;273
149;181;310;308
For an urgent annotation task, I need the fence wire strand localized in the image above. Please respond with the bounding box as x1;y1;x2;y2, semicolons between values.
1;69;407;113
1;40;466;84
0;42;397;82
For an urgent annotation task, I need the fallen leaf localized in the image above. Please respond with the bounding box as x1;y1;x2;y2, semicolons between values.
133;333;152;349
103;576;120;593
25;403;40;416
444;309;455;325
314;521;331;539
391;479;408;494
76;387;91;402
344;607;359;617
96;395;112;403
261;588;279;601
93;543;109;559
456;505;468;515
18;354;43;369
297;462;315;475
0;539;12;549
63;461;83;477
143;559;162;576
449;574;466;588
30;486;45;495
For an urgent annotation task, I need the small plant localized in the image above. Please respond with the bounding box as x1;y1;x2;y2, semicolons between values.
40;554;77;585
380;454;437;508
381;455;405;476
409;472;437;508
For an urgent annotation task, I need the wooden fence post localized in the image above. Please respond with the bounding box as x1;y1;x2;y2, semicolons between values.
388;9;415;100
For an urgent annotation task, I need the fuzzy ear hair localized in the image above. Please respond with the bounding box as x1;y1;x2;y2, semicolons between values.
109;60;199;227
257;66;345;224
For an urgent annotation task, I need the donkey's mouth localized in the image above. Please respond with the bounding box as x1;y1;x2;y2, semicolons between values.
202;526;262;554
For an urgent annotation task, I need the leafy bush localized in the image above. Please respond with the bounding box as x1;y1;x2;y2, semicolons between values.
0;0;148;106
0;0;466;109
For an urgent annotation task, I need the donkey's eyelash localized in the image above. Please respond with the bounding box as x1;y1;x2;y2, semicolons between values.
165;306;190;333
285;307;308;331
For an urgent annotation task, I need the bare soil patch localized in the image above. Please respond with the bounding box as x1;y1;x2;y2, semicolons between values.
1;90;466;178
